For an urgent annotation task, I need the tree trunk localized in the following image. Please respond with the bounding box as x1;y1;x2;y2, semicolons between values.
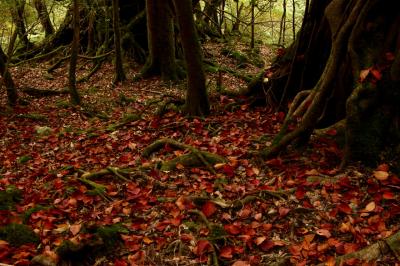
112;0;126;83
10;0;33;50
0;46;17;106
248;0;400;167
140;0;178;81
68;0;81;105
33;0;55;37
173;0;210;116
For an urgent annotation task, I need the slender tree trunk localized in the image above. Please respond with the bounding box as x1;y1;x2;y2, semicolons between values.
86;6;95;55
112;0;126;83
0;46;17;106
279;0;287;46
292;0;296;41
250;0;255;48
173;0;210;116
10;0;33;50
33;0;54;37
68;0;81;105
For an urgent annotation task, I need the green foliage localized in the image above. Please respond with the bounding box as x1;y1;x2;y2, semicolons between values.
96;224;128;248
0;185;22;211
17;155;32;164
0;223;39;247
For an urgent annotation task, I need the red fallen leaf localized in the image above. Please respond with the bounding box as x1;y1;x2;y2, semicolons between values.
202;201;217;218
377;163;389;171
337;203;352;214
278;207;290;217
223;164;235;177
260;240;275;251
114;259;128;266
180;233;194;242
344;243;359;254
316;229;331;238
219;246;233;259
224;224;241;235
194;239;212;256
295;186;306;200
371;68;382;80
383;191;395;199
326;128;337;136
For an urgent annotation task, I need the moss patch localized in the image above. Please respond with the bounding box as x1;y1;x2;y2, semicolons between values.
0;223;39;247
0;185;22;211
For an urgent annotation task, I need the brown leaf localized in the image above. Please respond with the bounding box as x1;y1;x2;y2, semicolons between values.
374;170;389;181
316;229;331;238
231;261;251;266
69;223;81;236
359;68;370;82
363;201;376;212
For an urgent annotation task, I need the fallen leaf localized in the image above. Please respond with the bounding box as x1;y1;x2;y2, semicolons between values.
69;223;81;236
254;236;266;245
316;229;331;238
219;246;233;259
231;261;251;266
202;201;217;218
359;68;370;82
224;224;241;235
363;201;376;212
374;171;389;181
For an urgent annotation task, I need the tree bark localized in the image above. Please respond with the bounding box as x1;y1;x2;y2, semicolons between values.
173;0;210;116
140;0;178;81
112;0;126;83
10;0;33;50
0;46;17;106
33;0;55;37
68;0;81;105
250;0;400;167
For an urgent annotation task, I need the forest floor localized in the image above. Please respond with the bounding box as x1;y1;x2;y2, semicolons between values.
0;41;399;266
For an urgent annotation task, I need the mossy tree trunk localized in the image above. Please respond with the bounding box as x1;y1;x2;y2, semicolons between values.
10;0;33;50
140;0;178;81
68;0;82;105
250;0;400;167
33;0;55;37
112;0;126;83
173;0;210;116
0;46;17;106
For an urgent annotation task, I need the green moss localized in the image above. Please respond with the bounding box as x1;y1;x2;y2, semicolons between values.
16;113;48;122
0;185;22;211
96;224;128;248
0;223;39;247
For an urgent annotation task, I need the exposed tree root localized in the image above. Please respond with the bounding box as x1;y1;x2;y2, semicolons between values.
260;0;365;160
20;87;69;97
317;230;400;265
142;138;226;172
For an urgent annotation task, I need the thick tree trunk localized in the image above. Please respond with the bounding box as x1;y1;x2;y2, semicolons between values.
250;0;400;167
112;0;126;83
33;0;55;37
140;0;178;81
173;0;210;116
0;47;17;106
68;0;81;105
